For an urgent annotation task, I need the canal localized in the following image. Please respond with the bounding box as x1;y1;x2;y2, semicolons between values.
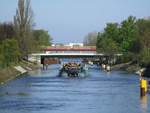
0;64;150;113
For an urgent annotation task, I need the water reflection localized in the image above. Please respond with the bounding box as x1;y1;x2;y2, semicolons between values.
140;96;148;112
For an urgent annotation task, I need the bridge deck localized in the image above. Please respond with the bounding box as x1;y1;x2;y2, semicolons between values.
32;53;122;58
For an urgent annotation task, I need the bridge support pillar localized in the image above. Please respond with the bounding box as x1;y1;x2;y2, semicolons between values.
41;56;48;70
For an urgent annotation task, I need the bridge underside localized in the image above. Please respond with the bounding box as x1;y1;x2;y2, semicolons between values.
33;54;115;58
31;53;122;69
32;53;122;58
41;55;105;58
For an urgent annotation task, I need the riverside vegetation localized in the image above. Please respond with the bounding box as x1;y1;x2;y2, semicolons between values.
84;16;150;76
1;0;150;84
0;0;52;83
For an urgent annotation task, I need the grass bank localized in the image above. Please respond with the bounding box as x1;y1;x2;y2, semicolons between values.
0;67;21;84
0;60;40;85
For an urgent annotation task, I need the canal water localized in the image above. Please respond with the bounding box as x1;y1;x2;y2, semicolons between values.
0;64;150;113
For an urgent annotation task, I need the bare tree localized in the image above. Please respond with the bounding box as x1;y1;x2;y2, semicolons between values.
0;22;15;42
14;0;33;57
83;32;98;46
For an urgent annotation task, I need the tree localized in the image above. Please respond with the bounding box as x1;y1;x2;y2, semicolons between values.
96;23;120;54
96;16;150;64
14;0;34;57
137;19;150;49
139;48;150;66
0;22;15;42
96;32;104;52
83;32;97;46
119;16;138;53
104;23;119;43
136;18;150;65
96;34;119;54
33;30;52;46
1;39;20;67
0;44;4;68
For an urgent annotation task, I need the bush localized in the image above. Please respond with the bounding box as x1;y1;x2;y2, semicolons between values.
0;39;21;68
139;48;150;66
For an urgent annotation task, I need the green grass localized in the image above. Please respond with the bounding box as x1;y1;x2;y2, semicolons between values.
0;67;20;84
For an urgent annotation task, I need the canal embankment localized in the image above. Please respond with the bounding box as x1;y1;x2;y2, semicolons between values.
116;62;150;78
112;62;141;73
0;60;40;85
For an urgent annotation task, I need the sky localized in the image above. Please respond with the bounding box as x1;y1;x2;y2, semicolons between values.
0;0;150;44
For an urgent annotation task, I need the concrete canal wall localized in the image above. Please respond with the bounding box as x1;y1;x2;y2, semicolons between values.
0;61;40;85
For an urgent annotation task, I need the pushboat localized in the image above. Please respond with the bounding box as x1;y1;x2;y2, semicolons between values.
59;62;88;77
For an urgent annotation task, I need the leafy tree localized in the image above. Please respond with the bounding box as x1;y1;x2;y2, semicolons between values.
96;32;104;52
104;23;119;43
96;23;120;54
137;19;150;49
96;16;150;65
119;16;138;53
1;39;20;67
136;18;150;65
97;35;119;54
0;45;4;68
33;30;52;46
139;48;150;66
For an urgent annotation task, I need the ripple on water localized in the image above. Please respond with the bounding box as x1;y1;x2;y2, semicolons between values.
0;100;65;111
0;64;149;113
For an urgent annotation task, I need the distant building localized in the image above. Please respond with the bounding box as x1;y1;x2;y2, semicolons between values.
51;43;64;47
65;43;84;48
